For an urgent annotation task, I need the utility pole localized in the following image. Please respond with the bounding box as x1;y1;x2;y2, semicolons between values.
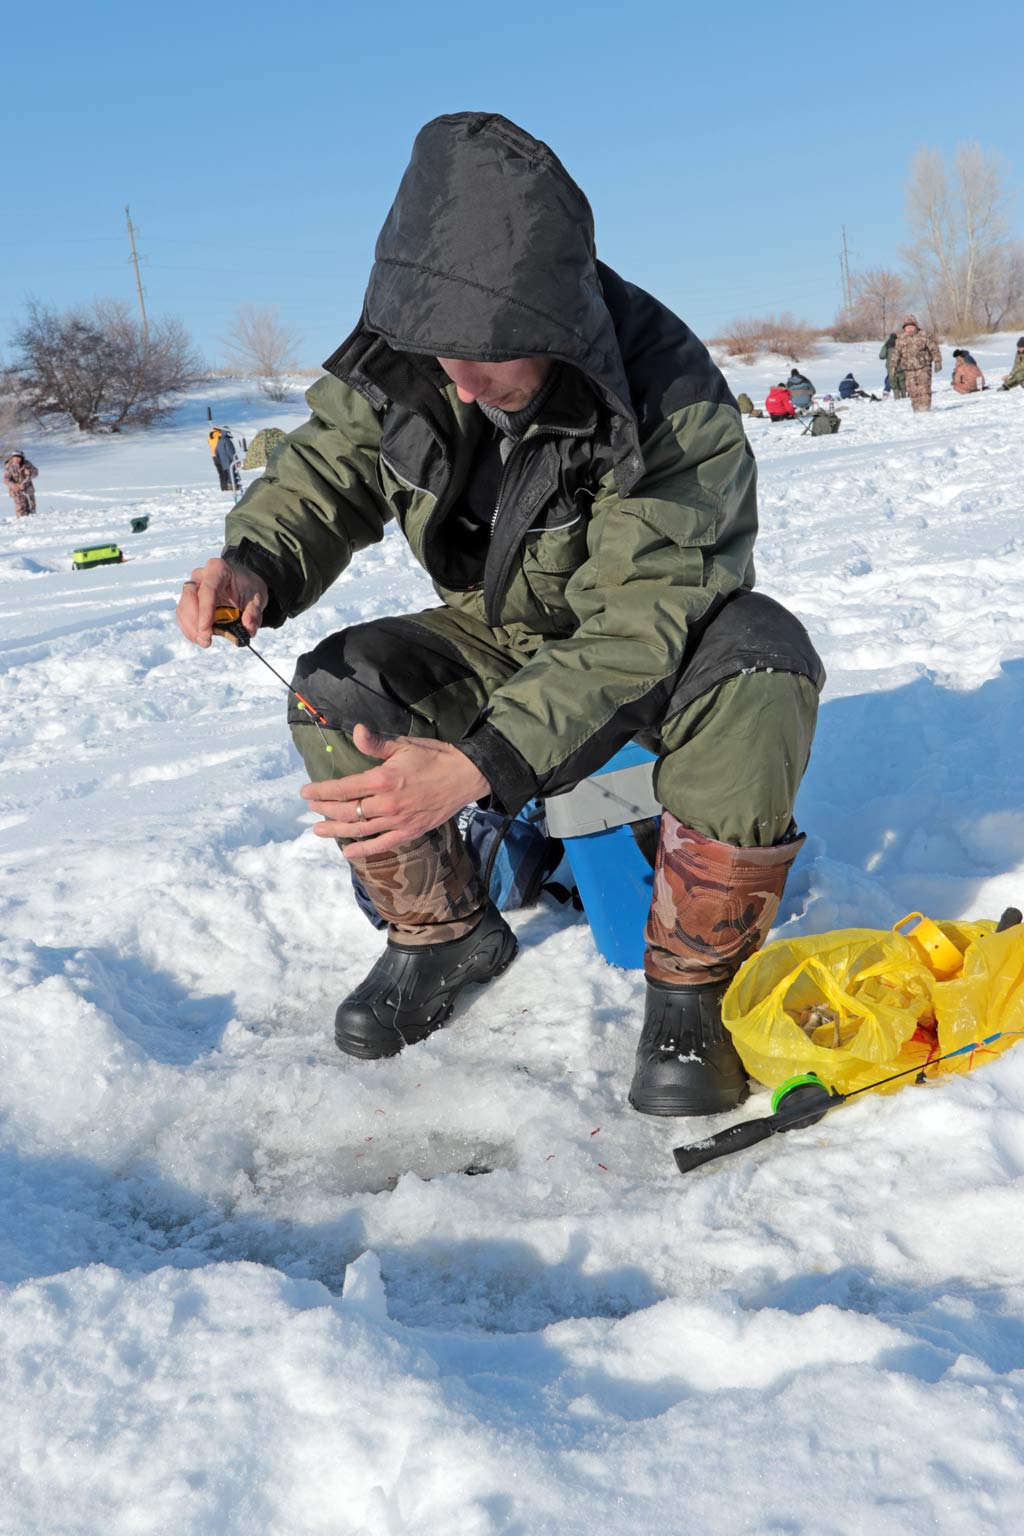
125;205;149;349
839;225;853;313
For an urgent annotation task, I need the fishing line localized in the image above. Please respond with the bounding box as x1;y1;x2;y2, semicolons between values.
211;606;334;755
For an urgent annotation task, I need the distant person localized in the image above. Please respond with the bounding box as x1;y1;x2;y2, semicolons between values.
1000;338;1024;391
951;349;985;394
785;369;815;411
879;332;905;398
736;391;764;418
888;314;942;412
765;383;796;421
208;426;242;493
836;372;880;401
3;450;38;517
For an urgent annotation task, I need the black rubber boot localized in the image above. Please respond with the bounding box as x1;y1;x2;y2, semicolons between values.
334;904;518;1059
628;978;749;1117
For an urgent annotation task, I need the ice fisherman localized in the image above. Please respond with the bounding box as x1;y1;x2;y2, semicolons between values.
951;349;985;394
176;113;824;1119
3;450;38;517
888;314;942;411
208;426;242;493
1000;337;1024;391
785;369;815;411
879;333;905;399
765;383;797;421
841;373;883;403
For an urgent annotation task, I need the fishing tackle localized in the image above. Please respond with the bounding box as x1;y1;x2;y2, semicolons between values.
211;606;333;754
673;906;1023;1176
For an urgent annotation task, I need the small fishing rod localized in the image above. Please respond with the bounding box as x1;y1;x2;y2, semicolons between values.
673;906;1023;1176
211;606;334;754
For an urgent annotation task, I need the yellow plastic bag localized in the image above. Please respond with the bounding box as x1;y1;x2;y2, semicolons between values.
723;918;997;1095
933;923;1024;1076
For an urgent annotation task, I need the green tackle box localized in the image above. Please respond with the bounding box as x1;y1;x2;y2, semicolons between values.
72;543;124;571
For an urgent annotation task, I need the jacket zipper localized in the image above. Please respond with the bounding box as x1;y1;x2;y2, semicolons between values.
409;419;593;595
490;422;592;536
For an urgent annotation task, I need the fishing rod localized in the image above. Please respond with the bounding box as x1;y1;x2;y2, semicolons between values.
212;605;417;752
211;606;334;754
673;906;1023;1176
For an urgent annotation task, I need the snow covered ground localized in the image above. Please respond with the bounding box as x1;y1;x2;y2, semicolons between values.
2;344;1024;1534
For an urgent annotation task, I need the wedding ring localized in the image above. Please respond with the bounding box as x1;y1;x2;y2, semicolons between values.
356;800;365;821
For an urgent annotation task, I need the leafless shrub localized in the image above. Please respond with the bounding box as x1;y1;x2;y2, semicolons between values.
715;318;762;364
2;299;206;432
714;313;824;363
224;305;300;399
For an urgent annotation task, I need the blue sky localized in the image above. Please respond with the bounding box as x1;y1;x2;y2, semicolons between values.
3;0;1021;367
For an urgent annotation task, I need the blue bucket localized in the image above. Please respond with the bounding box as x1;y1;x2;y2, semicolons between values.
544;742;661;969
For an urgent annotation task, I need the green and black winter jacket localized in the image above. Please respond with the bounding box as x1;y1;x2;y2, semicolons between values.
224;113;806;814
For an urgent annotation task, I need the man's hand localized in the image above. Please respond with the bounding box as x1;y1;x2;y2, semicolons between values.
301;724;490;859
176;557;269;647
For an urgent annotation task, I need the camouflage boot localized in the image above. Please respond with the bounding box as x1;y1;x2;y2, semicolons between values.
335;819;517;1059
629;815;803;1116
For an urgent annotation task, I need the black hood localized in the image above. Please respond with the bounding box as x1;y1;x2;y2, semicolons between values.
362;112;637;441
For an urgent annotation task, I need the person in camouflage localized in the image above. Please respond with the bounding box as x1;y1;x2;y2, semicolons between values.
3;451;38;517
1000;338;1024;391
176;113;824;1118
889;315;942;411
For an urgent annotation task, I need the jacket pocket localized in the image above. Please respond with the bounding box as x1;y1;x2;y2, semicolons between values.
522;508;591;573
517;508;589;630
626;492;723;550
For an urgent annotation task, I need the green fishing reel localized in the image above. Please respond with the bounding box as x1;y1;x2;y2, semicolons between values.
673;1071;841;1175
770;1072;834;1120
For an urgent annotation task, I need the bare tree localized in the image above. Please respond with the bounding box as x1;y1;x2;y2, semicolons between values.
836;268;913;340
2;299;206;432
904;142;1013;335
0;391;23;456
224;305;300;400
974;241;1024;332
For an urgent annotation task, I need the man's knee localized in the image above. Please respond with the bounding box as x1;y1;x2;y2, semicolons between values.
288;616;479;737
648;591;823;844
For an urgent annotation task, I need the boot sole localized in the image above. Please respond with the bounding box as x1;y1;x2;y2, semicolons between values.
335;933;518;1060
628;1080;749;1118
